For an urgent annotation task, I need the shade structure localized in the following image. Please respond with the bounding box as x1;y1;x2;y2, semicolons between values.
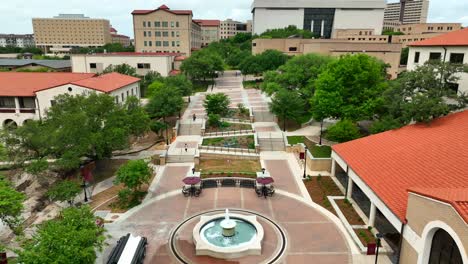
256;177;274;185
183;176;201;185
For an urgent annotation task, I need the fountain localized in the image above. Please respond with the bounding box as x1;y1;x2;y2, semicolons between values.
192;209;264;259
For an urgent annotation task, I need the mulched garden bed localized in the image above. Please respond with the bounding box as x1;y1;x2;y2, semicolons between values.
205;123;252;133
303;176;343;215
335;199;365;225
354;228;377;246
202;135;255;149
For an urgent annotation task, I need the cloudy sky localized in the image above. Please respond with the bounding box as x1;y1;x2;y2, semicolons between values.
1;0;467;37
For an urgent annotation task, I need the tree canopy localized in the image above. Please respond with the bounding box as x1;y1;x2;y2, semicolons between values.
239;49;289;75
46;180;81;205
114;160;151;192
311;54;389;122
203;93;231;116
259;25;317;39
1;93;150;170
17;206;105;264
102;63;137;77
269;89;305;131
0;177;25;231
180;49;224;81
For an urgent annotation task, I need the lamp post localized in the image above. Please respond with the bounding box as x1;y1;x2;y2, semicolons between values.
375;233;384;264
261;168;266;175
303;146;308;179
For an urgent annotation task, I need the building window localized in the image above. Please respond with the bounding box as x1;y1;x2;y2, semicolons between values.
156;41;162;46
171;21;175;27
171;31;175;37
429;52;442;61
50;100;56;106
144;41;147;46
137;63;151;69
176;31;180;37
143;21;146;27
176;41;180;47
143;31;147;37
163;41;169;47
163;31;169;37
148;41;152;46
155;21;160;27
0;97;15;108
90;63;97;69
126;91;129;97
121;93;124;101
155;31;161;37
288;47;297;52
449;53;464;64
176;21;179;27
414;52;420;63
172;41;175;47
428;229;463;264
148;31;152;37
162;21;168;27
115;96;119;104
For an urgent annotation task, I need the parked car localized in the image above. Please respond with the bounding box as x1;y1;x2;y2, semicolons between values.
106;233;147;264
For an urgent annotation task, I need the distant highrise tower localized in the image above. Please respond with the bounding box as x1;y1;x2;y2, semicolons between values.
384;0;429;29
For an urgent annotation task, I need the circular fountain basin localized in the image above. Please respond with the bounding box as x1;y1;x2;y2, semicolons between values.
193;213;264;259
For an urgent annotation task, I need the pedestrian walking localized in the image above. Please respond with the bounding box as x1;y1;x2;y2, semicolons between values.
184;143;188;152
193;113;196;121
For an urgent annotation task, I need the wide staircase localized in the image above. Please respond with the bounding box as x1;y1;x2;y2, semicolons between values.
166;154;195;163
253;110;276;122
178;123;202;136
257;132;286;151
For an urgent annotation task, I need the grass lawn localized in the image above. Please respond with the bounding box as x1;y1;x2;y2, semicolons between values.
196;159;261;175
287;136;331;158
205;122;252;133
202;135;255;149
192;80;214;94
303;176;343;215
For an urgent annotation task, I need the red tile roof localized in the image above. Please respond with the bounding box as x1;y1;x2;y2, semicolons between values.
0;72;95;96
169;70;181;76
333;110;468;223
132;5;192;16
71;72;140;93
193;19;220;27
174;55;187;61
408;27;468;47
110;27;117;33
0;72;139;96
409;188;468;223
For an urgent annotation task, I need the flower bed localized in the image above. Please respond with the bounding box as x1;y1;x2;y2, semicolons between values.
303;175;343;214
202;135;255;149
205;122;252;133
354;228;377;245
335;199;365;225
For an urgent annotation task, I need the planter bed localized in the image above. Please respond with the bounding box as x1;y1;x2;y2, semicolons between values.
196;159;261;175
202;135;255;149
205;123;252;133
354;228;377;246
287;136;332;158
335;199;365;225
303;176;343;214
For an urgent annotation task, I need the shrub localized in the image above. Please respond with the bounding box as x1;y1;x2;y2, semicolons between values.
208;113;221;127
203;93;231;116
326;119;361;143
46;180;81;205
237;103;249;116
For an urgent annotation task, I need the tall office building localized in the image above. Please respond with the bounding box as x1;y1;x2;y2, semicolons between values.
220;19;252;39
132;5;202;55
384;0;429;29
252;0;386;38
32;14;112;53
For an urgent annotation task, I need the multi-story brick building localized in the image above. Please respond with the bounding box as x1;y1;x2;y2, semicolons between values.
384;0;429;30
193;20;220;47
132;5;202;55
220;19;252;39
0;34;35;48
110;27;131;47
32;14;112;53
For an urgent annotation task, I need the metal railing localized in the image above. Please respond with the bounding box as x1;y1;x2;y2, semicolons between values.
199;145;258;154
203;129;254;137
200;177;257;188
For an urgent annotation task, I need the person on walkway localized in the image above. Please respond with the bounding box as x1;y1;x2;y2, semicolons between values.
193;114;196;121
184;143;188;152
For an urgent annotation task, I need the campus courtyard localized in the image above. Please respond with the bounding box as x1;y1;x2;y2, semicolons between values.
94;71;389;264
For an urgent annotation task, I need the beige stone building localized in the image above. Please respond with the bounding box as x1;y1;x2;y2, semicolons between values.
220;19;252;40
110;27;131;47
193;20;220;47
32;14;112;53
132;5;202;56
252;38;402;78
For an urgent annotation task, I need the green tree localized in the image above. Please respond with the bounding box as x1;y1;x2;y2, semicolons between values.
180;49;224;82
374;61;468;130
239;50;289;75
311;54;388;121
165;75;193;96
17;206;105;264
0;177;25;231
382;29;404;36
203;93;231;116
207;114;221;127
140;71;162;97
259;25;316;39
326;120;361;143
2;94;149;170
46;180;81;205
114;160;151;192
124;96;151;136
102;63;137;77
269;89;305;131
146;86;184;144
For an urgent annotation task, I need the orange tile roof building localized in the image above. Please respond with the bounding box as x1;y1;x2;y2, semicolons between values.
407;28;468;95
331;110;468;263
0;72;140;128
193;19;220;47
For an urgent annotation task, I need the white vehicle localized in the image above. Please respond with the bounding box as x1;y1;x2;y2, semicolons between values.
106;233;147;264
